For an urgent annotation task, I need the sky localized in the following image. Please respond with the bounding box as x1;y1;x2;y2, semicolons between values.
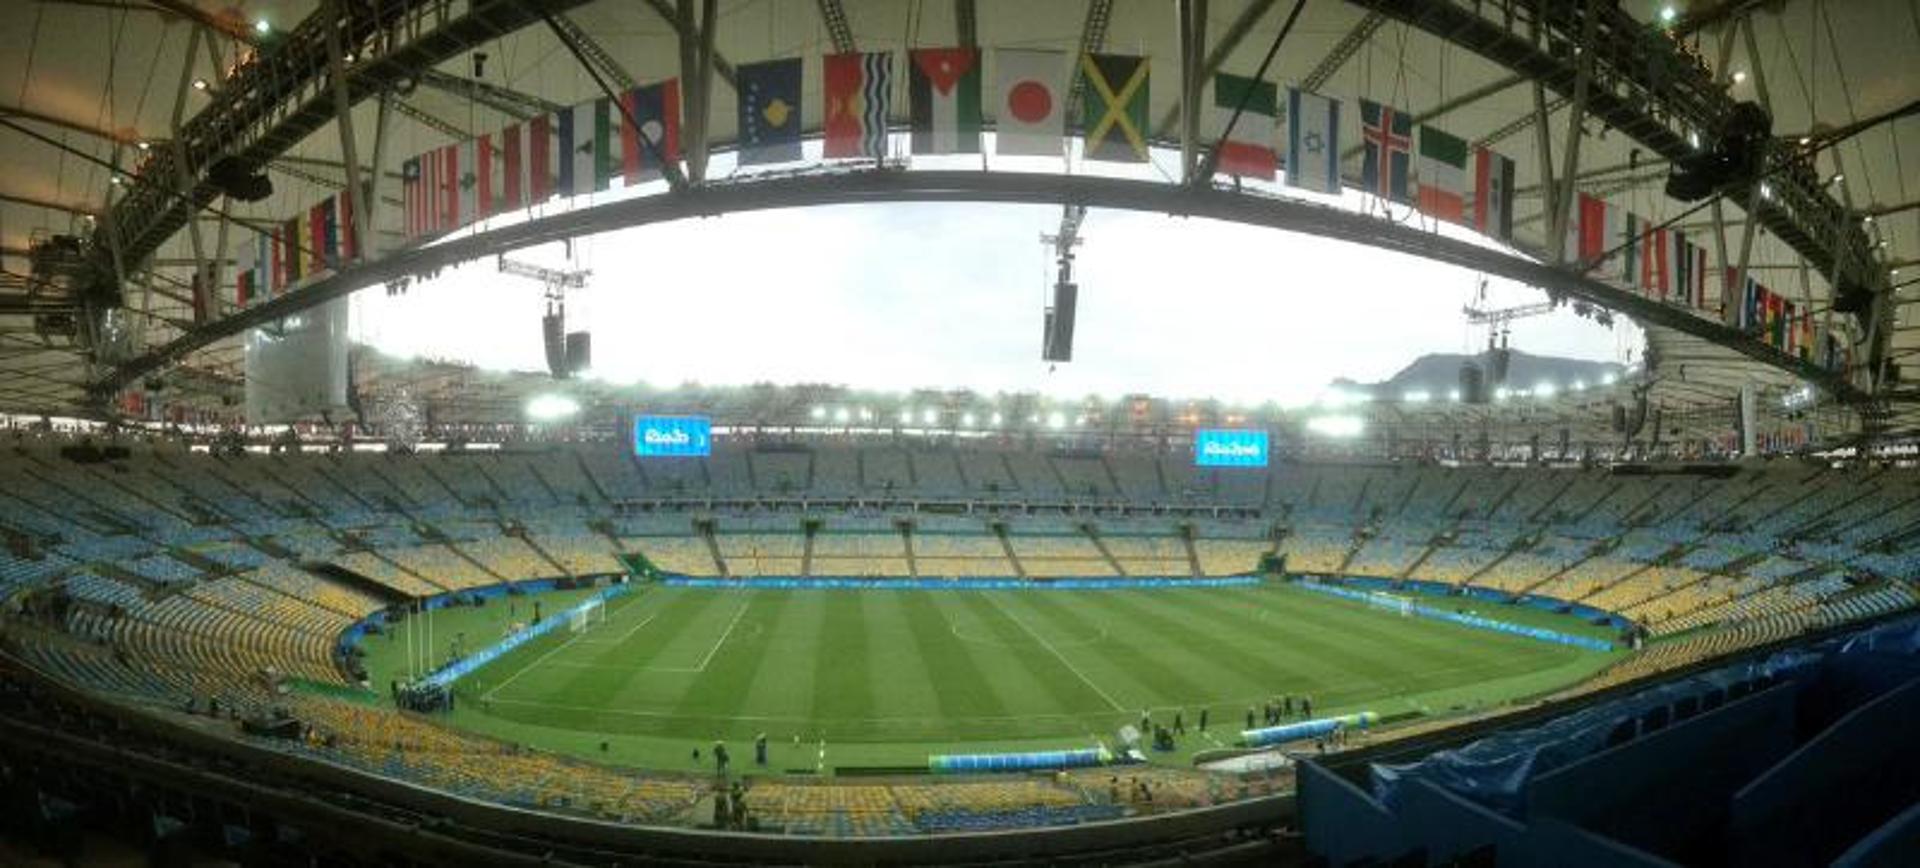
350;141;1641;408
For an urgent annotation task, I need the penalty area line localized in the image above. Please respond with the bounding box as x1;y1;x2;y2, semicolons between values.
482;610;654;702
984;594;1126;712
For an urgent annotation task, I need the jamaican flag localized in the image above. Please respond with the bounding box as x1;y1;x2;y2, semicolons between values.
1080;53;1149;162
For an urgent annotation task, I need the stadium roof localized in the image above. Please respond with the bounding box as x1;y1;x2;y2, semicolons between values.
0;0;1913;437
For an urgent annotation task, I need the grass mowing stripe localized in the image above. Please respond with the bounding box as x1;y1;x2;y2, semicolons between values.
980;592;1125;712
856;592;949;730
999;590;1226;709
1081;589;1362;698
898;592;1009;723
809;592;877;734
662;591;789;742
949;592;1103;717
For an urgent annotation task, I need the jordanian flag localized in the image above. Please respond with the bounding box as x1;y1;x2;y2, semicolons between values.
1414;124;1469;224
1207;72;1276;179
910;48;982;154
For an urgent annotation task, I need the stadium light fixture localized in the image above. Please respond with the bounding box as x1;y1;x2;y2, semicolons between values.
1732;70;1748;84
1688;130;1701;149
1572;380;1586;392
1830;174;1845;185
834;407;850;424
1602;373;1619;385
1046;412;1066;430
809;406;826;420
991;412;1004;426
857;407;872;422
1448;389;1462;402
192;78;209;91
961;412;977;427
899;409;913;425
1658;6;1678;24
1306;415;1364;438
922;409;938;425
1402;390;1430;403
1534;382;1557;398
526;394;579;421
1494;387;1511;402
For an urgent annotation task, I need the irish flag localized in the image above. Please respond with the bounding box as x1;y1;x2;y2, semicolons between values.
910;48;982;154
1414;124;1469;224
1207;72;1276;179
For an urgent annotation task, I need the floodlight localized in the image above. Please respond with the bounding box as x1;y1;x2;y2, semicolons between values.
961;413;977;426
810;406;826;420
834;407;850;424
1046;412;1066;430
1306;415;1364;438
1658;6;1678;24
922;409;938;425
1602;373;1618;385
1402;390;1430;403
1534;382;1557;398
526;394;579;421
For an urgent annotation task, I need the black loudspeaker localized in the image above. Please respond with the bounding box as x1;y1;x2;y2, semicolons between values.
564;331;591;375
1612;404;1628;433
206;157;274;202
542;313;566;378
1458;362;1486;404
1043;282;1078;362
1487;346;1511;386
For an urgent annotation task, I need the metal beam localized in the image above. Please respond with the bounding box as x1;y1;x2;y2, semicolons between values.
549;11;636;90
1153;0;1277;137
0;191;99;217
0;103;143;146
955;0;977;48
1300;11;1384;92
815;0;856;55
91;170;1864;402
643;0;737;89
416;70;566;120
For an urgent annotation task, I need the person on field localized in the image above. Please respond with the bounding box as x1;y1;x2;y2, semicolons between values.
1283;695;1293;717
755;732;768;766
1173;711;1184;735
1302;695;1313;718
1198;707;1209;732
1246;706;1256;731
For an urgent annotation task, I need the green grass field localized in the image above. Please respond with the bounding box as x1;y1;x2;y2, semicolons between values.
357;582;1620;773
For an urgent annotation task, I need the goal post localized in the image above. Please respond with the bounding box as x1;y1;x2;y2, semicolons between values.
1366;591;1414;617
569;596;606;633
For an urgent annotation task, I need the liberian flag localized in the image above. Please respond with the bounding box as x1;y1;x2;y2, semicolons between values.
1413;124;1469;223
995;48;1065;157
620;78;682;182
1473;146;1514;241
1359;99;1413;203
1285;87;1340;194
824;54;890;159
1206;72;1276;180
437;143;459;233
910;48;982;154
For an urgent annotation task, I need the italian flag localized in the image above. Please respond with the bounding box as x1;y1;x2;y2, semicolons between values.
1207;73;1276;180
1414;125;1469;224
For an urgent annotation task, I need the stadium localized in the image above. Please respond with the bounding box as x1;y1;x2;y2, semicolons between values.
1;1;1917;866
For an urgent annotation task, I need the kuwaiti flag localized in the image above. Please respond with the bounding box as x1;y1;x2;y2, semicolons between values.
1206;72;1276;179
824;53;891;159
621;78;681;183
1284;87;1340;194
1413;124;1469;224
910;48;982;154
1472;146;1515;241
995;48;1066;156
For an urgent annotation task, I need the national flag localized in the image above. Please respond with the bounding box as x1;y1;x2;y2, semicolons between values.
281;215;304;285
475;132;497;219
557;99;614;197
1413;124;1469;223
1204;72;1276;179
995;49;1066;156
1619;211;1643;289
500;123;525;211
401;155;425;239
824;53;891;159
737;58;804;165
528;114;554;202
620;78;682;182
437;143;459;231
1285;87;1341;194
910;48;983;154
1080;53;1149;162
1675;232;1708;308
267;225;284;292
311;196;336;269
1473;146;1515;241
1573;192;1622;276
234;233;262;306
1640;225;1671;300
1359;99;1413;203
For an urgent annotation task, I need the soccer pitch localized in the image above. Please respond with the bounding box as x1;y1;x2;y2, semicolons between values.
365;582;1620;771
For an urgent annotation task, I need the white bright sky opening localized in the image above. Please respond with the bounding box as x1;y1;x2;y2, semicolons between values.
351;139;1642;406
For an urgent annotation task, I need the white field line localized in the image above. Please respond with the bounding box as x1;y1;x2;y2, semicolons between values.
982;593;1126;712
686;597;751;672
482;626;592;701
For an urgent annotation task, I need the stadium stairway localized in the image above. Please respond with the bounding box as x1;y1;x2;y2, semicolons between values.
902;525;921;578
699;526;730;577
1179;532;1204;577
1083;526;1127;576
992;526;1029;579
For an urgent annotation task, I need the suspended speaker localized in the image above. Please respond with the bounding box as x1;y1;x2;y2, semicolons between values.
564;331;591;376
542;313;566;379
1043;282;1078;362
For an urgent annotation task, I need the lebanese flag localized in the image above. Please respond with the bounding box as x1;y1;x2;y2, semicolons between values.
909;47;983;154
1206;72;1276;180
995;48;1065;156
500;123;524;211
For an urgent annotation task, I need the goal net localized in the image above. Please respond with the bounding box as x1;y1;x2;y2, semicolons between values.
1366;592;1414;617
569;597;607;634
